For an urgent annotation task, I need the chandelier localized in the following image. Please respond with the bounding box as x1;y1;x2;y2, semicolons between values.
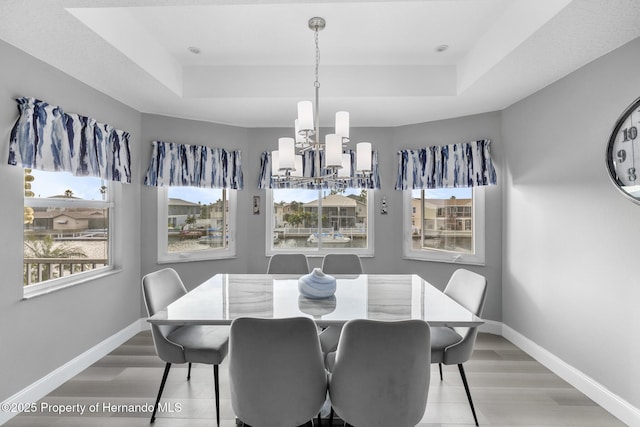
271;17;373;186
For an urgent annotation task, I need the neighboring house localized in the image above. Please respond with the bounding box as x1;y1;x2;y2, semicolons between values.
303;193;359;229
346;194;368;227
168;198;227;230
273;201;287;228
30;208;108;233
411;197;472;237
167;198;201;228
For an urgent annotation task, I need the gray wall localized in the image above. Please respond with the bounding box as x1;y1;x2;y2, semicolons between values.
0;40;143;401
502;37;640;408
138;117;504;322
390;113;503;320
8;22;638;413
139;114;249;288
0;42;503;402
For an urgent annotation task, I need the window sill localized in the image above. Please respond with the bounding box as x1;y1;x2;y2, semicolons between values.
22;267;122;300
158;252;237;264
403;252;485;266
266;248;375;258
402;254;485;265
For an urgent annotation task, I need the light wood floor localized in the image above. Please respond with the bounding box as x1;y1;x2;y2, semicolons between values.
5;331;625;427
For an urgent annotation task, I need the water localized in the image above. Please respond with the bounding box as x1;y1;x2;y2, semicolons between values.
168;236;224;253
166;236;369;251
412;236;473;253
273;236;367;249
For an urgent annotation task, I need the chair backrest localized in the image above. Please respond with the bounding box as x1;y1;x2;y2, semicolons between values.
142;268;187;316
444;269;487;317
267;253;310;274
141;268;188;364
329;319;430;427
441;268;488;365
229;317;327;427
321;254;363;275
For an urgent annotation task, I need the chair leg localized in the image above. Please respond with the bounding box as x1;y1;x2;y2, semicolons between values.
151;362;171;423
458;363;479;426
187;362;192;380
439;363;443;381
328;407;333;427
317;412;322;426
214;364;220;426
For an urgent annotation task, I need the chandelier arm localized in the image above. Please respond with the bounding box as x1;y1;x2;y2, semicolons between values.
272;17;374;188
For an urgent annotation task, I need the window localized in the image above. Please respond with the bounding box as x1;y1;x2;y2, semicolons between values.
403;187;485;265
157;186;236;262
267;188;373;256
23;169;115;295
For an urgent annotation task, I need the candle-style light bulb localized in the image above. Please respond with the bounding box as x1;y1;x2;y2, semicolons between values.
356;142;372;172
278;137;295;170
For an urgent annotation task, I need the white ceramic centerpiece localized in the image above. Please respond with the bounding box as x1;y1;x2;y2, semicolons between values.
298;268;336;299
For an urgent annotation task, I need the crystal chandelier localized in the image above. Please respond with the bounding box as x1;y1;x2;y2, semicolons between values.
271;17;373;186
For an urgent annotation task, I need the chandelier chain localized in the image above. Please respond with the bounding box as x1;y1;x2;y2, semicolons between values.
270;17;373;186
314;28;320;89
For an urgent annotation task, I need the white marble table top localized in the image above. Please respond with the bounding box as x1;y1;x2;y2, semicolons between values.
147;274;483;327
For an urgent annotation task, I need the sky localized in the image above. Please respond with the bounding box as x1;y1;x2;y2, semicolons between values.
414;187;472;199
27;170;471;202
29;170;105;200
27;170;224;204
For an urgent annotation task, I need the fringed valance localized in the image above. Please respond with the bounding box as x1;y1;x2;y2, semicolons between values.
395;139;497;190
144;140;244;189
258;150;381;189
8;97;132;183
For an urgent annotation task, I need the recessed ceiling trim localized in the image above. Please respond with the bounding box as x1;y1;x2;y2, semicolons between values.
457;0;573;93
67;7;184;97
183;65;456;98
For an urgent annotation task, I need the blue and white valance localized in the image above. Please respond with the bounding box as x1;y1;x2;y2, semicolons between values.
144;140;244;189
395;139;497;190
258;149;381;189
8;97;132;183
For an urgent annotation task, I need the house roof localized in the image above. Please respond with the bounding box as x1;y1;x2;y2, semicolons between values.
33;209;106;220
415;198;473;208
168;198;201;207
304;194;358;208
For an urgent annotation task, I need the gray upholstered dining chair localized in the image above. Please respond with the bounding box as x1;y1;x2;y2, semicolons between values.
318;254;363;356
321;253;363;275
267;253;310;274
228;317;327;427
431;268;487;427
142;268;229;426
328;319;431;427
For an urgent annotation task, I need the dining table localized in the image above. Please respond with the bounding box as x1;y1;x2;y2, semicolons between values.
146;273;483;328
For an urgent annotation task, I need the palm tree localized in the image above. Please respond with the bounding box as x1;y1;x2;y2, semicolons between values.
24;235;87;258
24;235;87;284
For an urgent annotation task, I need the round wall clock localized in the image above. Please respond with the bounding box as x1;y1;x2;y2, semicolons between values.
606;96;640;203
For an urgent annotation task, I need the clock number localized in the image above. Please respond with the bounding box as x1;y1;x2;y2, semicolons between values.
628;167;637;182
622;126;638;141
617;149;627;163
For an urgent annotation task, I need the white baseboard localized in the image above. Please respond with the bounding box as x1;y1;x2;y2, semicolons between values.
2;318;638;427
0;319;148;426
501;323;640;427
478;318;502;335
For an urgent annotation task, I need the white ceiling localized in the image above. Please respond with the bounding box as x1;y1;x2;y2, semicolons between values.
1;0;640;128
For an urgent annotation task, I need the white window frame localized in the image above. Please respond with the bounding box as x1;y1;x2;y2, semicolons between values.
403;188;485;265
23;182;118;298
157;186;237;263
265;189;375;258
